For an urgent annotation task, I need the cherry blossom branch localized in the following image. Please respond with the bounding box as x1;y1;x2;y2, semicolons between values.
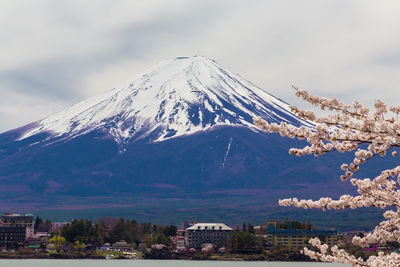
254;87;400;266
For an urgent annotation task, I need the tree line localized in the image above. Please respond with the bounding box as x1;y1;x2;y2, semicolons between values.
36;216;177;248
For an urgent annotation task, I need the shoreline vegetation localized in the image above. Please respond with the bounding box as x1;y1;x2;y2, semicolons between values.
2;216;379;262
0;250;312;261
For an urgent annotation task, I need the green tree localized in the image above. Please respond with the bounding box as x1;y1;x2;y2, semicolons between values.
228;231;262;253
73;240;86;253
142;223;152;234
40;239;47;249
34;216;43;232
109;218;127;243
61;219;97;244
248;223;255;234
97;218;110;244
162;225;177;236
148;233;171;246
49;235;66;253
37;219;53;232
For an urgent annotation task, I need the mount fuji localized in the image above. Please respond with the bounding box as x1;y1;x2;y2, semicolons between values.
0;56;385;227
17;56;309;149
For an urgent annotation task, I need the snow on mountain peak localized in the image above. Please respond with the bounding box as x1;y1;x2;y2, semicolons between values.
18;56;308;146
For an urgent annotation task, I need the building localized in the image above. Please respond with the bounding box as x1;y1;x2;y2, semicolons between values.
182;221;196;230
172;227;186;250
175;235;186;250
176;229;185;236
26;232;50;250
51;221;70;232
0;213;35;250
265;222;339;251
100;243;111;251
0;213;35;239
25;238;42;250
185;223;233;249
0;227;26;250
112;240;134;251
34;232;50;239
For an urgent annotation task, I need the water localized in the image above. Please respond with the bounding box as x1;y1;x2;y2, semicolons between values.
0;259;350;267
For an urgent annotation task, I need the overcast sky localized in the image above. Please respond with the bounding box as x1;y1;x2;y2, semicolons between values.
1;0;400;132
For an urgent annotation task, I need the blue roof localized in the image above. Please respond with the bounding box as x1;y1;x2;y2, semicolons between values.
269;229;337;236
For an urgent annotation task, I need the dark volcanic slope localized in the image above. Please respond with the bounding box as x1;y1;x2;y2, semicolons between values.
0;125;361;199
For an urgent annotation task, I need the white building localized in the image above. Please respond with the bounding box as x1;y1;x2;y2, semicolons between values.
185;223;233;248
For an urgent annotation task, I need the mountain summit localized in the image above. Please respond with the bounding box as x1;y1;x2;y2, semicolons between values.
18;56;306;148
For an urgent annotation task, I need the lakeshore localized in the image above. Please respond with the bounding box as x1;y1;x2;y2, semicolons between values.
0;259;350;267
0;249;311;261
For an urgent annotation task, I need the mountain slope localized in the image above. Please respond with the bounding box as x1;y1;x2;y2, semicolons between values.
15;56;309;149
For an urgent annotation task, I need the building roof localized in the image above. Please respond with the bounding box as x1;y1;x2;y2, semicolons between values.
186;223;233;231
269;229;338;236
266;223;337;236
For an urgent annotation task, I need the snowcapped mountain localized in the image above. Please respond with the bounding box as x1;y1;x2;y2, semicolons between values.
18;56;308;148
2;55;360;225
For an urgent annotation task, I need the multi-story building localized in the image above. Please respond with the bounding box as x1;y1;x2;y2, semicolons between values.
185;223;233;249
0;213;35;239
0;227;26;250
265;222;339;251
0;213;36;250
173;228;186;250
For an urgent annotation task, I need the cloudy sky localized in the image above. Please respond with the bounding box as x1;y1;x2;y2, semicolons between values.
1;0;400;132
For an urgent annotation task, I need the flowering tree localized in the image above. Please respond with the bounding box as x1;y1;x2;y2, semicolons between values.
254;87;400;267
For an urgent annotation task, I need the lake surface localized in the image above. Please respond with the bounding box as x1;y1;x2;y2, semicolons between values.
0;259;350;267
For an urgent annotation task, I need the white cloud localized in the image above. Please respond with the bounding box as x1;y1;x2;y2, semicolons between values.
1;0;400;132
